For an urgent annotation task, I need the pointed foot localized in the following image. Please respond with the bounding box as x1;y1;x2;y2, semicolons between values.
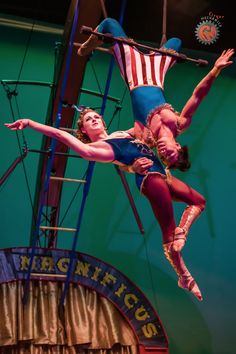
178;275;203;301
77;35;103;56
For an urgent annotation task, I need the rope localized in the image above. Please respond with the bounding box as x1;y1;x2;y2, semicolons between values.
160;0;167;46
99;0;108;18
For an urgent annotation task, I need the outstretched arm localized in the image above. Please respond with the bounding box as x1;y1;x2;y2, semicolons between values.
4;119;114;163
178;49;234;132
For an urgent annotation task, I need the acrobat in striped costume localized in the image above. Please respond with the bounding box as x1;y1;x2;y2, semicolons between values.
97;18;182;126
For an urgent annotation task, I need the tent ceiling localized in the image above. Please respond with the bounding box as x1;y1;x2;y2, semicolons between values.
0;0;233;53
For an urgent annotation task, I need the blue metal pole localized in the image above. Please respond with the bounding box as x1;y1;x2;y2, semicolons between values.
23;0;80;304
59;0;128;306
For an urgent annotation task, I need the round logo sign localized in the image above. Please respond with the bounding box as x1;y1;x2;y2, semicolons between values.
195;20;220;45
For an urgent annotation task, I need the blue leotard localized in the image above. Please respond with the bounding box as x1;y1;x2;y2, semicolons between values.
105;137;165;191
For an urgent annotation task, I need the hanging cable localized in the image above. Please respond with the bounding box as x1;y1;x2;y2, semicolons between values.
1;85;37;226
14;21;36;94
58;171;86;227
13;95;37;225
89;60;103;94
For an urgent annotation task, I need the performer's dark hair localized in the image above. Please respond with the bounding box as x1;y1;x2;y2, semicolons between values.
169;145;191;171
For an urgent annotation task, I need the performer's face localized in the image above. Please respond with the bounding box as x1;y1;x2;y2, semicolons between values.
157;137;181;166
81;111;105;135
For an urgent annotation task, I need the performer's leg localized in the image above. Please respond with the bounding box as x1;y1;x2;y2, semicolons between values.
168;175;206;251
78;18;127;56
162;37;182;52
142;174;202;301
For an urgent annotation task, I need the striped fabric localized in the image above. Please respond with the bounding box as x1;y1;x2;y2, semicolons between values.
113;43;176;91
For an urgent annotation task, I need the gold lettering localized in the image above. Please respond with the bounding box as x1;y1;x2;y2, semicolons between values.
40;256;55;272
20;255;37;271
100;272;117;286
124;293;138;309
115;283;127;297
74;261;90;277
135;306;150;321
91;267;103;281
57;257;69;273
142;323;158;338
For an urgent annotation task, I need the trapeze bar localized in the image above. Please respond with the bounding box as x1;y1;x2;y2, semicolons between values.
1;79;54;88
80;26;209;67
80;87;120;103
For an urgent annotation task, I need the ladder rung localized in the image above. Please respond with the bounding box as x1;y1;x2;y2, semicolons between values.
40;226;77;232
59;127;77;133
50;176;86;183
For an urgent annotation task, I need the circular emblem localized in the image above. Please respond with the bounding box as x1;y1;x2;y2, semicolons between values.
195;20;220;45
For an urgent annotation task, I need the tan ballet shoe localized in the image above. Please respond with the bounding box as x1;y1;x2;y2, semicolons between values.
178;274;203;301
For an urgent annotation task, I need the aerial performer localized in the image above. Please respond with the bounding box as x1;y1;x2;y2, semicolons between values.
78;18;234;252
77;18;234;171
5;108;207;301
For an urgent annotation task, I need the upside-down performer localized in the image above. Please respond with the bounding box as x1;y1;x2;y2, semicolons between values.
78;18;234;170
78;18;234;251
5;109;206;301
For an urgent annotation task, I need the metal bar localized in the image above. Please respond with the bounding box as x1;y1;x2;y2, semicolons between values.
115;166;145;234
0;152;27;187
160;0;167;46
22;0;80;305
99;0;108;18
50;176;86;183
80;27;209;66
60;0;128;307
80;87;120;103
59;161;95;306
1;80;121;103
27;148;82;158
40;226;77;231
1;80;54;88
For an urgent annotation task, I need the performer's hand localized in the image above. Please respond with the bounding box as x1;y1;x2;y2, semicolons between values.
131;157;153;175
214;49;234;70
4;119;30;130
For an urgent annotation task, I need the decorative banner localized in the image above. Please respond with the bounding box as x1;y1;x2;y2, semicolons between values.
0;247;168;352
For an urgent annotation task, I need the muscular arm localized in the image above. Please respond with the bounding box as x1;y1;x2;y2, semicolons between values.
178;49;234;132
4;119;115;163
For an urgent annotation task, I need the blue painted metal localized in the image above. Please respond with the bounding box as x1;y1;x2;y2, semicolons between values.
22;0;80;304
59;0;128;306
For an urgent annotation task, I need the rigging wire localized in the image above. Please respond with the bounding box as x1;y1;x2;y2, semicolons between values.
14;95;37;226
14;21;36;93
89;59;103;94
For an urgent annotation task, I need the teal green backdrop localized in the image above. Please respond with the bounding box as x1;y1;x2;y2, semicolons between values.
0;18;236;354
